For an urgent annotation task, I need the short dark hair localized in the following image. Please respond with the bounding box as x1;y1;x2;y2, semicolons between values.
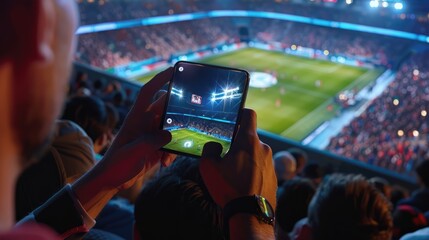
416;160;429;187
62;96;108;142
134;157;225;240
288;148;308;172
308;174;393;240
276;178;316;233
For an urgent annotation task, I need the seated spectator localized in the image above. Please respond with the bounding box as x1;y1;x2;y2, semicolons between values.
273;151;297;186
399;160;429;213
308;174;393;240
15;120;94;221
15;120;133;240
392;205;427;240
288;148;308;176
303;163;324;187
276;178;316;240
369;177;392;200
62;96;117;154
134;157;225;240
391;186;410;210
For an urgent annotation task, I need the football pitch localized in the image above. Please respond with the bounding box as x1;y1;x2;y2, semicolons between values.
136;48;383;141
163;128;231;156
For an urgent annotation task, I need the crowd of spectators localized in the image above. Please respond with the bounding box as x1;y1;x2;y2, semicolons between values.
76;18;237;69
76;16;410;69
166;114;235;141
76;0;429;35
249;18;410;68
327;50;429;175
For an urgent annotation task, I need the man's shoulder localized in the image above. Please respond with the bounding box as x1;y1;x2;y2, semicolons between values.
0;224;59;240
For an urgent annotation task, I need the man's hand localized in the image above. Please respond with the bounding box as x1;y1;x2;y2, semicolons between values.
199;108;277;208
72;67;176;217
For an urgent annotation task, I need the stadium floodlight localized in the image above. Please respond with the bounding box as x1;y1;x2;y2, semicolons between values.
211;87;241;101
346;0;353;4
369;0;379;8
381;1;388;8
394;2;403;10
171;87;183;98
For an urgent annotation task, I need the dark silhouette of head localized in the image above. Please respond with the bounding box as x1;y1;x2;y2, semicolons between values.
276;178;316;235
134;157;225;240
62;96;117;153
288;148;308;175
308;174;393;240
303;163;324;187
369;177;391;200
416;159;429;188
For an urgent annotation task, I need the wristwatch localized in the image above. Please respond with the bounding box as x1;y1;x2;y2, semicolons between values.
223;195;275;238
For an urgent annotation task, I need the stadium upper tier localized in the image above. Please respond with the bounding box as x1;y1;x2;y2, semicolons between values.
76;18;411;69
77;0;429;35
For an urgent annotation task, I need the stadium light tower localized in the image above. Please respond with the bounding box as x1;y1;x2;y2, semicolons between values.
171;87;183;98
394;2;403;10
211;87;240;101
369;0;379;8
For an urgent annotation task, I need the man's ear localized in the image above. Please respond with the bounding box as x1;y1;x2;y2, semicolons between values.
10;0;55;62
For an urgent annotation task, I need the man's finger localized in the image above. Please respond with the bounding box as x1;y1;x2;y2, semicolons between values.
201;141;223;160
134;67;173;110
150;130;172;148
235;108;258;145
149;92;168;117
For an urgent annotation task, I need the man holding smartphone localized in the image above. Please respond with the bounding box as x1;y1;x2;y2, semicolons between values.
0;1;276;239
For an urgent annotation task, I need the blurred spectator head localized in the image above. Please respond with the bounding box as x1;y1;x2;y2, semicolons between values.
288;148;308;175
276;178;316;238
303;163;323;187
134;157;224;240
273;151;297;185
369;177;392;200
416;160;429;188
392;205;427;240
62;96;117;153
308;174;393;240
390;186;410;209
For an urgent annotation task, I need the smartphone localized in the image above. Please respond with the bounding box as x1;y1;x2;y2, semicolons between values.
160;61;250;158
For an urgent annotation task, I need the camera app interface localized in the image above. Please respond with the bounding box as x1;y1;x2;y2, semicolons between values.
163;62;248;157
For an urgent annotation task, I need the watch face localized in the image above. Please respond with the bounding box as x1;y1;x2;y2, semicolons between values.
255;195;274;220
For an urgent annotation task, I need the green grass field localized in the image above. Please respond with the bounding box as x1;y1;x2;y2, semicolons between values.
164;128;231;156
136;48;384;141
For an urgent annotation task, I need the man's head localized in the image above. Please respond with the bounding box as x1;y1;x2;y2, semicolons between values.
62;96;117;153
276;178;316;235
308;174;393;240
416;159;429;188
273;151;296;185
134;157;225;240
288;148;308;175
0;0;78;166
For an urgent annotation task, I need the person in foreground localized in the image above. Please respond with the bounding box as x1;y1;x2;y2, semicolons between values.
0;0;277;239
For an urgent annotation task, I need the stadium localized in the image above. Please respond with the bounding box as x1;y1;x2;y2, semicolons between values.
73;0;429;177
48;0;429;237
7;0;429;238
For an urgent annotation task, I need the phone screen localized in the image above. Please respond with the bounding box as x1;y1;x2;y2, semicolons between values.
161;61;249;157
